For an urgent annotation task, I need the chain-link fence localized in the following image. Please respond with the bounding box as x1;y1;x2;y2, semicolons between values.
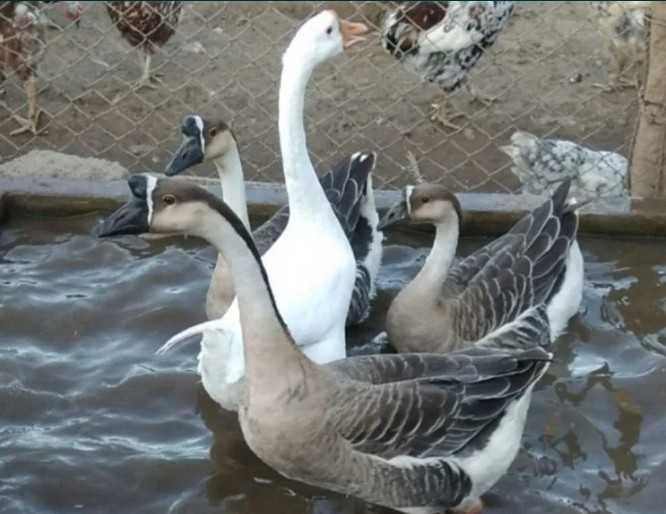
0;2;644;193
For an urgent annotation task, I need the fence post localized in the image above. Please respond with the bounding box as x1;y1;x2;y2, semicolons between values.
630;2;666;198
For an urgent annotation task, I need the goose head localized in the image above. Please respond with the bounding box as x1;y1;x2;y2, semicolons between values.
378;184;462;229
165;115;237;176
283;10;369;67
97;174;234;239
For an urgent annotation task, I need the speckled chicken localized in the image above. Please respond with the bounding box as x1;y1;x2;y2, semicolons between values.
500;130;628;200
0;1;80;135
381;1;514;129
105;1;183;89
591;1;650;91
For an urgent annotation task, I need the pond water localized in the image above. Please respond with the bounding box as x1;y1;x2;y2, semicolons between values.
1;212;665;514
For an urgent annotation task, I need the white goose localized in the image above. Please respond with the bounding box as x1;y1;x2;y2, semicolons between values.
98;173;553;514
163;114;382;325
151;10;375;410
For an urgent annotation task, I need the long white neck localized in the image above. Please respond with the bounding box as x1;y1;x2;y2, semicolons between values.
416;216;460;287
278;55;335;223
199;209;304;381
213;144;250;230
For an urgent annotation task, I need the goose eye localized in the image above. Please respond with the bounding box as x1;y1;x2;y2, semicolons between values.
326;25;333;35
163;194;176;206
422;197;430;204
209;127;217;138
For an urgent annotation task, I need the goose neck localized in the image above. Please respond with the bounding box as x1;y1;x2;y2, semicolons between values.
278;56;332;222
198;207;306;385
213;144;250;230
418;216;460;286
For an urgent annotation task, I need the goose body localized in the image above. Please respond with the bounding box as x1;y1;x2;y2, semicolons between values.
151;10;375;410
379;180;583;354
501;130;627;199
97;172;553;514
165;115;382;325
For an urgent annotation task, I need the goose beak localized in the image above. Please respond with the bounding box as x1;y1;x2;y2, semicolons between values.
340;19;369;48
95;198;149;237
165;136;203;176
378;198;409;230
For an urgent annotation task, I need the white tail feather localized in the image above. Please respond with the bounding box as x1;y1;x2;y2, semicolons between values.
156;318;227;354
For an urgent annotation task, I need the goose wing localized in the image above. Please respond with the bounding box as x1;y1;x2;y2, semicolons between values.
323;308;549;511
443;180;577;342
320;151;376;236
322;151;378;325
332;343;550;461
329;305;550;384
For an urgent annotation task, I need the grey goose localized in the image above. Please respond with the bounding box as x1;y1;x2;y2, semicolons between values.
379;179;584;354
97;173;553;514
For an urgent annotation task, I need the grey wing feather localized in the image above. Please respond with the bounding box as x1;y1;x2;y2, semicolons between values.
345;266;372;326
326;309;550;507
333;346;550;461
324;152;376;236
444;181;577;343
324;152;378;326
330;305;551;383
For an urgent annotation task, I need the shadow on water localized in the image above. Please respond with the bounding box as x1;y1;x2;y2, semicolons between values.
1;214;666;514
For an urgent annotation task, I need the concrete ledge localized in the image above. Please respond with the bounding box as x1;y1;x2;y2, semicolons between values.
1;176;666;237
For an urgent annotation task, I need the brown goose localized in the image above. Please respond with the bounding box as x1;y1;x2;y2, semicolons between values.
379;180;584;354
97;173;552;514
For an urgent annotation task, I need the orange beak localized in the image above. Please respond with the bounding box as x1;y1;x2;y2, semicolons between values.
340;19;369;48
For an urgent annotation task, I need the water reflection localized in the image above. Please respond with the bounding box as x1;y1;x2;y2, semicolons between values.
2;215;665;514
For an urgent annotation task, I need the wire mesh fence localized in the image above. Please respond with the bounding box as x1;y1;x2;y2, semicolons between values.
0;1;646;193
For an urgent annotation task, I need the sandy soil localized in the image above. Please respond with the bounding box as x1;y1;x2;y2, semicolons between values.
0;2;639;192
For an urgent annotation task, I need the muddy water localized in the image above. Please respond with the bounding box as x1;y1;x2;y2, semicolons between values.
1;212;665;514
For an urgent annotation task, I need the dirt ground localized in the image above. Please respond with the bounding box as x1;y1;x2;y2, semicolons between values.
0;2;639;192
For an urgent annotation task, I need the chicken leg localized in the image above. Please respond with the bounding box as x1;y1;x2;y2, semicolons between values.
132;54;164;90
11;76;42;136
430;95;465;131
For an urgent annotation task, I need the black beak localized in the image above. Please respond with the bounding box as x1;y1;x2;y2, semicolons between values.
165;136;203;176
378;197;409;230
95;197;149;237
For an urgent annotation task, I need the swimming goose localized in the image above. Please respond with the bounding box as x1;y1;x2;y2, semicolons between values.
128;11;375;411
97;173;553;514
378;180;584;353
164;114;383;325
500;130;627;200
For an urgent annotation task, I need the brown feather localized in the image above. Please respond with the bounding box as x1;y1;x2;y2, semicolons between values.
106;1;182;54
